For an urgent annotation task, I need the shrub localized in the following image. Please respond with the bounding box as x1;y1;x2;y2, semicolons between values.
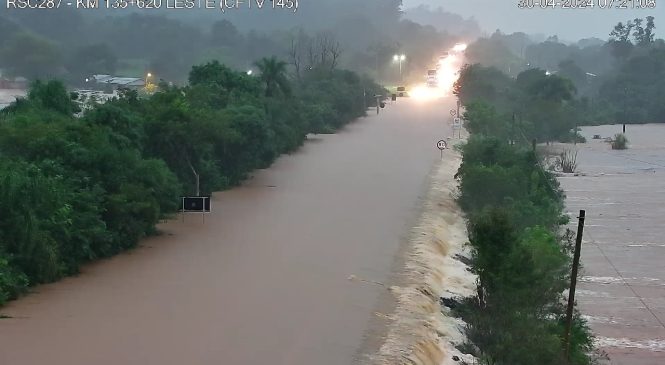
556;150;578;173
611;133;628;149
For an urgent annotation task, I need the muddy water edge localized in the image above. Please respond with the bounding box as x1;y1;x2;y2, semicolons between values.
362;145;477;365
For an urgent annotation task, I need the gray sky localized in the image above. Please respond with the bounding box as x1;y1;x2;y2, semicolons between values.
403;0;660;41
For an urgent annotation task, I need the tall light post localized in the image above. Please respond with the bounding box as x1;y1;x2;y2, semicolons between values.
393;54;406;82
144;72;155;93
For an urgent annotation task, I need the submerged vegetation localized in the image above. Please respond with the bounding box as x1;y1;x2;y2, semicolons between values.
557;150;579;173
611;133;629;150
0;61;383;305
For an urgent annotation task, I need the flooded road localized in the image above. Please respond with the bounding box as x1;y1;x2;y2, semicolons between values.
0;97;456;365
557;124;665;365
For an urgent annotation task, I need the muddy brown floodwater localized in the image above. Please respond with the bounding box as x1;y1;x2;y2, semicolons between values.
556;124;665;365
0;97;458;365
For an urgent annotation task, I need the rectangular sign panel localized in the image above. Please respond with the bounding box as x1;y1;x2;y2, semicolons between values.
181;196;211;212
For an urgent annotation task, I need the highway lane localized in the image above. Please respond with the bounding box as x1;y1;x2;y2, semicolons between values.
0;96;457;365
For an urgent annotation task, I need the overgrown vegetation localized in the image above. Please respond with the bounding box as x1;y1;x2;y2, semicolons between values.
462;17;665;126
0;59;383;305
611;133;629;150
454;137;597;365
453;69;598;364
454;64;582;143
557;150;579;173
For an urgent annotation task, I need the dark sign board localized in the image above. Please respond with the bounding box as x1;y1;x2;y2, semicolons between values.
181;196;211;212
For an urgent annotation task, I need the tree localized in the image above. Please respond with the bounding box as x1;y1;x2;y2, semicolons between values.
610;21;634;42
642;16;656;45
558;60;587;91
288;28;310;80
254;57;291;97
633;18;646;44
26;80;79;116
0;32;62;80
462;101;509;139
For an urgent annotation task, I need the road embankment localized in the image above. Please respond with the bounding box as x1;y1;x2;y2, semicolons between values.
368;148;476;365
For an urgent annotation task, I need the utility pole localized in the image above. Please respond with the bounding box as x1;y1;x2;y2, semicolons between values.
623;87;628;134
564;210;586;359
512;113;516;146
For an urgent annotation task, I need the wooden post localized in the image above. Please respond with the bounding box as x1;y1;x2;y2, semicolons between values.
564;210;586;359
532;138;537;152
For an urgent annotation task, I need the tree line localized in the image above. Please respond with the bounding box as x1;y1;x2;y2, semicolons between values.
463;17;664;125
0;58;383;305
452;81;598;365
0;5;461;86
454;63;582;143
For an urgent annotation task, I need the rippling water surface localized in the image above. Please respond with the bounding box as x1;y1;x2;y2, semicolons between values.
557;124;665;365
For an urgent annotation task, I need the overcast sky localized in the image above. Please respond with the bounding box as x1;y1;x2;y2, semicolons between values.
403;0;659;41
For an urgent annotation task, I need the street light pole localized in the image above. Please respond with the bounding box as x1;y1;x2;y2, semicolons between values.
393;54;406;83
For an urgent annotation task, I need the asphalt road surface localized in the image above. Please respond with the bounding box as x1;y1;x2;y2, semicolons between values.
0;96;458;365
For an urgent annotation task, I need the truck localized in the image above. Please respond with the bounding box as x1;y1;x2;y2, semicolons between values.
426;69;438;87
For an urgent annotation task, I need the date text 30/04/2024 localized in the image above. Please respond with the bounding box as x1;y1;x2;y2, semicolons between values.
5;0;299;11
519;0;656;9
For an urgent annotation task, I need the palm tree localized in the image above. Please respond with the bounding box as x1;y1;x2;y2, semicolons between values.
254;57;291;97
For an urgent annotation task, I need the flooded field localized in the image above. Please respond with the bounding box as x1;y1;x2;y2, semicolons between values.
0;89;26;110
556;124;665;365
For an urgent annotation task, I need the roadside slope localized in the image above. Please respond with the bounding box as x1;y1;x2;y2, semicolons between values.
368;146;476;365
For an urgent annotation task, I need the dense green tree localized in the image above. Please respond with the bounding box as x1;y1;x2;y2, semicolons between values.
455;136;593;365
254;57;291;97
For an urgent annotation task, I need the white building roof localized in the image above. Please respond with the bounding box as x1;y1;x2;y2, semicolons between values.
91;75;144;86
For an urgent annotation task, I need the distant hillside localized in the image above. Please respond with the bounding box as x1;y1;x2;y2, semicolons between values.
402;5;481;38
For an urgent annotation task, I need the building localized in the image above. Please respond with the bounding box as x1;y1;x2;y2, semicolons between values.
90;74;145;90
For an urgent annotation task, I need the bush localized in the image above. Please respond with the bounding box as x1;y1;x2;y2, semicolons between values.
454;133;595;364
611;133;628;149
556;150;578;173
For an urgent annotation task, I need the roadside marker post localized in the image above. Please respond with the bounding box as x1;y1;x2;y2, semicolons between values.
453;117;462;138
437;140;447;159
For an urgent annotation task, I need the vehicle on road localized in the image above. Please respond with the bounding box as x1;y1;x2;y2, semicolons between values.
396;86;408;97
426;70;438;87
